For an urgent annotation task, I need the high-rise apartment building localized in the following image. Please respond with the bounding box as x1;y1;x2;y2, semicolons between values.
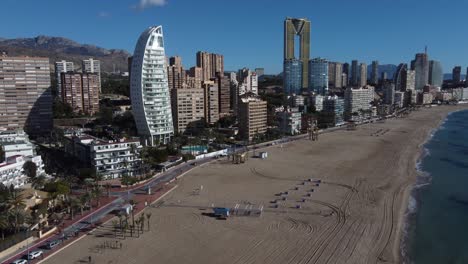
371;61;379;85
344;86;374;120
383;83;395;105
343;63;350;84
411;53;429;90
217;73;231;116
55;60;74;97
394;63;407;91
323;96;345;126
82;58;101;91
0;56;52;135
187;66;202;89
196;51;223;81
130;26;173;145
284;59;302;95
359;63;367;87
237;68;258;95
284;17;311;89
171;88;205;133
238;93;267;141
167;56;186;90
203;81;219;125
309;58;329;95
428;60;443;88
328;62;343;88
452;66;462;83
351;60;359;87
60;72;100;115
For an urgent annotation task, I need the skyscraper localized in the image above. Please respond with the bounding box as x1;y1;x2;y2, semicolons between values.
171;88;205;133
196;51;224;81
371;61;379;85
82;58;101;91
0;56;53;135
309;58;329;95
284;17;311;89
328;62;343;88
283;59;302;95
55;60;74;97
342;63;350;87
359;63;367;87
411;53;429;90
351;60;359;87
452;66;462;83
428;60;443;88
394;63;407;91
167;56;186;90
130;26;174;145
61;72;100;115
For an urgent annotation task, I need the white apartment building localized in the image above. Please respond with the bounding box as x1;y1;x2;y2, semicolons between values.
130;26;174;145
344;86;375;120
55;60;74;97
63;135;143;179
276;107;302;135
0;155;46;188
0;130;34;159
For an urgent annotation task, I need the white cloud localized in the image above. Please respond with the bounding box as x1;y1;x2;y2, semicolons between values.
137;0;167;9
98;11;110;18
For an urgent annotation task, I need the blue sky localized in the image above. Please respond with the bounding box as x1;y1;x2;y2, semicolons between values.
1;0;467;74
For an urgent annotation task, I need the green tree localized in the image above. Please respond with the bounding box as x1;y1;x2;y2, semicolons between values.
31;174;47;190
22;160;37;179
0;147;5;163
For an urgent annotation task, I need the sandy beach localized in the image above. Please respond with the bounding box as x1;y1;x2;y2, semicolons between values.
43;105;468;264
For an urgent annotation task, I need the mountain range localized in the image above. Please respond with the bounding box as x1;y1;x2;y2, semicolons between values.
0;35;131;73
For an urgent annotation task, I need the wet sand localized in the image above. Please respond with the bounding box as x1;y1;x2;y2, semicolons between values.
43;105;468;264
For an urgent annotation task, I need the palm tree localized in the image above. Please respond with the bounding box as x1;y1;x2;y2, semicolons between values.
0;214;8;240
92;186;103;207
129;200;137;227
111;220;119;238
138;214;145;234
69;197;81;220
31;174;47;190
145;212;152;231
8;190;26;234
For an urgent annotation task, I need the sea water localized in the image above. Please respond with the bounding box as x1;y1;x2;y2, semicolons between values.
405;109;468;263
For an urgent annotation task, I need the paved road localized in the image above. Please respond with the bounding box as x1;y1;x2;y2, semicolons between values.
2;115;395;263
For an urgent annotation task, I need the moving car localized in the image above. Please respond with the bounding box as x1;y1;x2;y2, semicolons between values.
46;240;61;249
11;259;27;264
28;250;43;259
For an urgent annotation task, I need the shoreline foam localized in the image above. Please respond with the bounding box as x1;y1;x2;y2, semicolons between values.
398;108;468;264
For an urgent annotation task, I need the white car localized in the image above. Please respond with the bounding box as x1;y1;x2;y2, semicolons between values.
28;250;43;259
11;259;27;264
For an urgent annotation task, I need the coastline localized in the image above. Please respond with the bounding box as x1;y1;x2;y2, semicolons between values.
43;105;468;264
394;106;468;263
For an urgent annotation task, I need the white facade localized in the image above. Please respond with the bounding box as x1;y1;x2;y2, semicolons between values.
0;155;45;188
311;95;324;112
0;130;35;159
82;58;101;91
130;26;174;145
63;135;143;179
277;108;302;135
344;86;375;119
55;60;74;97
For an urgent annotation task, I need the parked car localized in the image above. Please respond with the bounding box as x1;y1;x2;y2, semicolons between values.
11;259;27;264
46;240;61;249
28;250;43;259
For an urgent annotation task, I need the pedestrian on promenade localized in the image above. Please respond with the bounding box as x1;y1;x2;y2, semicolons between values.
88;256;92;263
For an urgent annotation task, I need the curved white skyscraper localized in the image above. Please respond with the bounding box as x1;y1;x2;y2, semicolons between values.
131;26;173;145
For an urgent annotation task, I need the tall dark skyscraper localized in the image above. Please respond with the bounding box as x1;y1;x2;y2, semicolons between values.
371;60;379;85
394;63;407;91
351;60;359;87
452;66;462;83
428;60;443;87
342;63;350;86
284;17;311;91
411;53;429;90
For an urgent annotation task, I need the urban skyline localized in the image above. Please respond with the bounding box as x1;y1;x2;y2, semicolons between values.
1;0;468;74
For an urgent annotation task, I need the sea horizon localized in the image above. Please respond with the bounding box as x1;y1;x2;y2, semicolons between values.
402;109;468;263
